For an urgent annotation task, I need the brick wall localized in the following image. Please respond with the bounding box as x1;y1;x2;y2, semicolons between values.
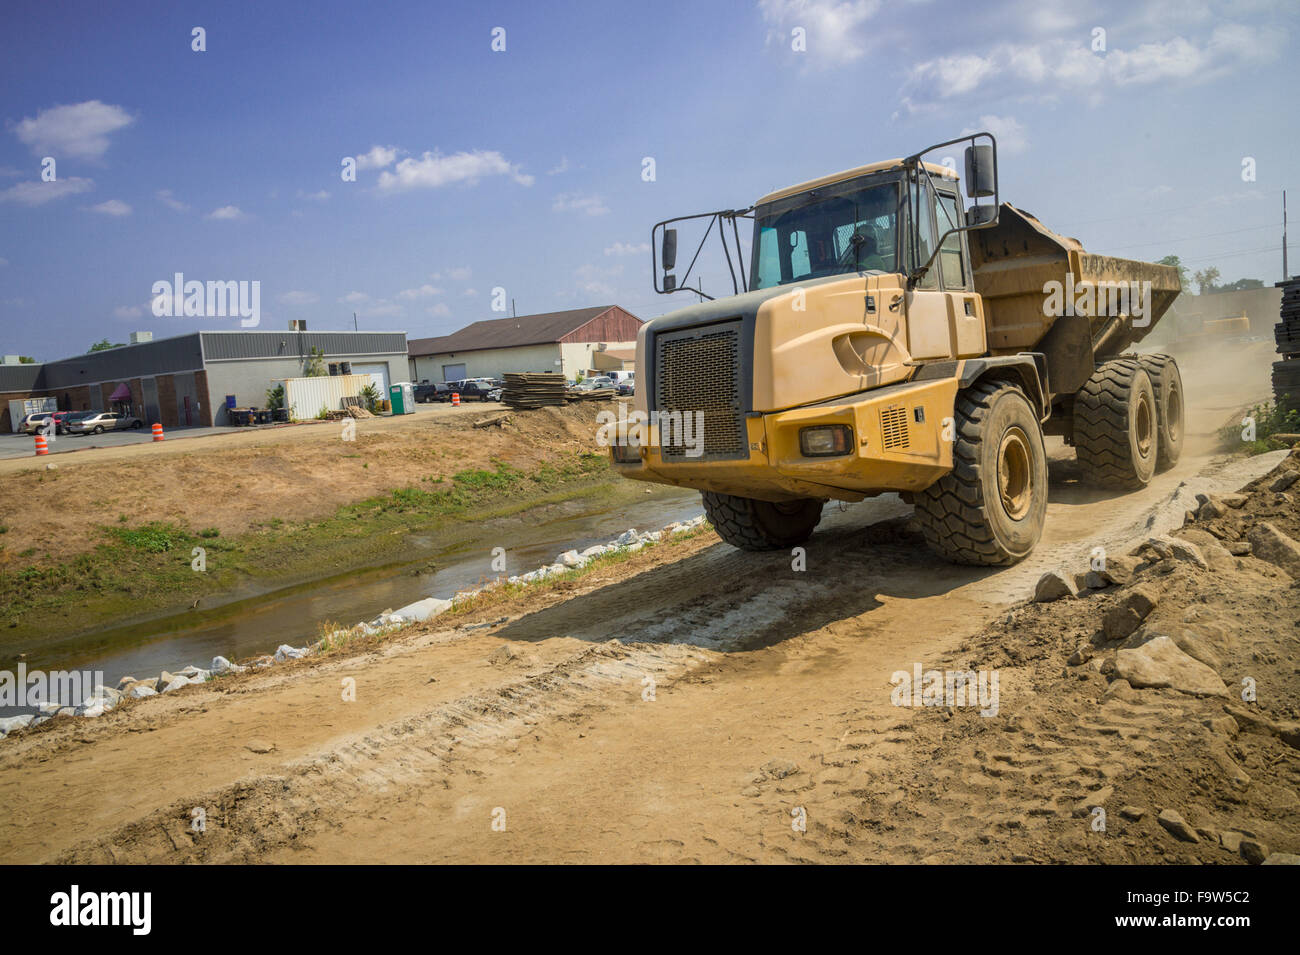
194;369;213;426
156;374;178;428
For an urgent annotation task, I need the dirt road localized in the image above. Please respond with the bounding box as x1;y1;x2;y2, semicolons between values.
2;343;1295;865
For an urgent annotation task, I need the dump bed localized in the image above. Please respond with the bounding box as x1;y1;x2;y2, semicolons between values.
969;204;1181;396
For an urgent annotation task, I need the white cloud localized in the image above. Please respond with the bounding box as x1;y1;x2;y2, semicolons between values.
574;262;623;299
604;241;650;256
88;198;131;216
113;304;142;319
427;303;451;317
12;100;133;160
156;188;188;212
355;145;401;170
297;189;330;201
398;284;444;299
431;266;472;282
279;290;318;305
902;22;1284;109
758;0;883;65
961;115;1028;155
340;291;369;304
207;205;246;220
463;288;478;297
0;177;94;206
377;150;534;192
547;157;571;175
553;193;609;216
364;302;403;318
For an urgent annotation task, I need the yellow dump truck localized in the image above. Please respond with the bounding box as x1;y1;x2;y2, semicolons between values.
611;133;1183;565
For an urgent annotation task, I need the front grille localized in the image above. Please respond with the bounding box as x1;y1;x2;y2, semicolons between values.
654;321;748;462
880;404;910;450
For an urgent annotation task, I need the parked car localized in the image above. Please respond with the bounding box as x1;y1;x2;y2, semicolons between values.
574;376;615;391
414;383;449;403
19;411;53;434
65;411;144;434
455;381;499;402
616;379;635;396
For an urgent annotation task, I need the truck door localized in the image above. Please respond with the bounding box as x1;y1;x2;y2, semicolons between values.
904;181;986;360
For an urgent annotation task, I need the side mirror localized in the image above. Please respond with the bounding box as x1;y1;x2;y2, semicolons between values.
664;273;677;292
967;203;999;226
964;144;996;199
661;228;677;271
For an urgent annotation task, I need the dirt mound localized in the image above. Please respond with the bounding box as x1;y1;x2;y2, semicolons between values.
784;448;1300;864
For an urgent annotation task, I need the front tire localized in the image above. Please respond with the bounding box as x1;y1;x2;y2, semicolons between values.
702;491;824;551
914;380;1048;566
1074;358;1158;489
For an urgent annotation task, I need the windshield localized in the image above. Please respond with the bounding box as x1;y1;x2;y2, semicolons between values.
750;180;899;291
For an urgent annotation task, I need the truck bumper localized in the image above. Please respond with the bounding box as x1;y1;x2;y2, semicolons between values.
612;376;958;503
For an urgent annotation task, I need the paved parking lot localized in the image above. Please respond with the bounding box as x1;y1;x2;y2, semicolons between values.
0;424;245;460
0;401;502;462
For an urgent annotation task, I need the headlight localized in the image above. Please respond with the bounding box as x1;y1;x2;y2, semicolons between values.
799;425;853;457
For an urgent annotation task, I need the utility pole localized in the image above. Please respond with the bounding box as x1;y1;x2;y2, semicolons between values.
353;311;358;332
511;298;517;318
1284;190;1290;282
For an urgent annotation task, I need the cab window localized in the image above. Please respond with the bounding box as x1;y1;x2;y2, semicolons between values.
935;192;968;289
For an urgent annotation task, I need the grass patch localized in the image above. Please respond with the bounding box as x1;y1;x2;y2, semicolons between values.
1219;400;1300;455
0;452;620;641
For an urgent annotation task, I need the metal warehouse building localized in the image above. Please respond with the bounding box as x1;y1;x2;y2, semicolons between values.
407;305;642;384
0;329;409;430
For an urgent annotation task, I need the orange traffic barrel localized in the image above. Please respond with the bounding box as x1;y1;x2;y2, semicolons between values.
152;422;164;441
34;434;49;456
451;392;460;406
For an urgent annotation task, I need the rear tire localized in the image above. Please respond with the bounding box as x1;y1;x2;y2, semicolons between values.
914;380;1048;566
702;491;824;551
1074;358;1158;489
1139;354;1183;471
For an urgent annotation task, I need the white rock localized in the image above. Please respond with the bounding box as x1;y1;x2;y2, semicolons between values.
558;549;584;568
129;684;157;699
580;544;609;559
0;714;34;734
210;656;247;675
273;644;309;662
161;676;193;692
615;529;639;546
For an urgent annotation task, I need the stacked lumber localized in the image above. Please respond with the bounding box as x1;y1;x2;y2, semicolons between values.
565;387;616;401
502;373;567;409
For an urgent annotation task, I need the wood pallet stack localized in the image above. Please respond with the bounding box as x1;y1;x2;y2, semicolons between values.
502;373;567;409
565;387;616;401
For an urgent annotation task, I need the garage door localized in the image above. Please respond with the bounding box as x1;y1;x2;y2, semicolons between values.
352;362;390;395
441;363;467;383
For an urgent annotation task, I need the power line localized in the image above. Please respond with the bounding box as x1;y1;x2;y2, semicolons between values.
1094;222;1277;254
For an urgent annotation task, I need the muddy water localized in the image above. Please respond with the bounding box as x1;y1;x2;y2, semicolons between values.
17;486;704;691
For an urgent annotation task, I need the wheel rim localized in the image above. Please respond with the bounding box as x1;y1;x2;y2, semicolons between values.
1134;391;1154;459
997;427;1033;521
1166;382;1183;444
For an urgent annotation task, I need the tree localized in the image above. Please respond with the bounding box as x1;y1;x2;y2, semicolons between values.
17;356;36;363
1218;277;1265;292
1157;255;1189;290
88;338;125;352
1192;266;1221;295
303;346;326;377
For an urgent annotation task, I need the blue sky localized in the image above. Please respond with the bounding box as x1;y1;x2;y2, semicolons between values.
1;0;1296;360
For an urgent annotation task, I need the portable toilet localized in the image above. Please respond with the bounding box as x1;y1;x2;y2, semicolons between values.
390;382;415;415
